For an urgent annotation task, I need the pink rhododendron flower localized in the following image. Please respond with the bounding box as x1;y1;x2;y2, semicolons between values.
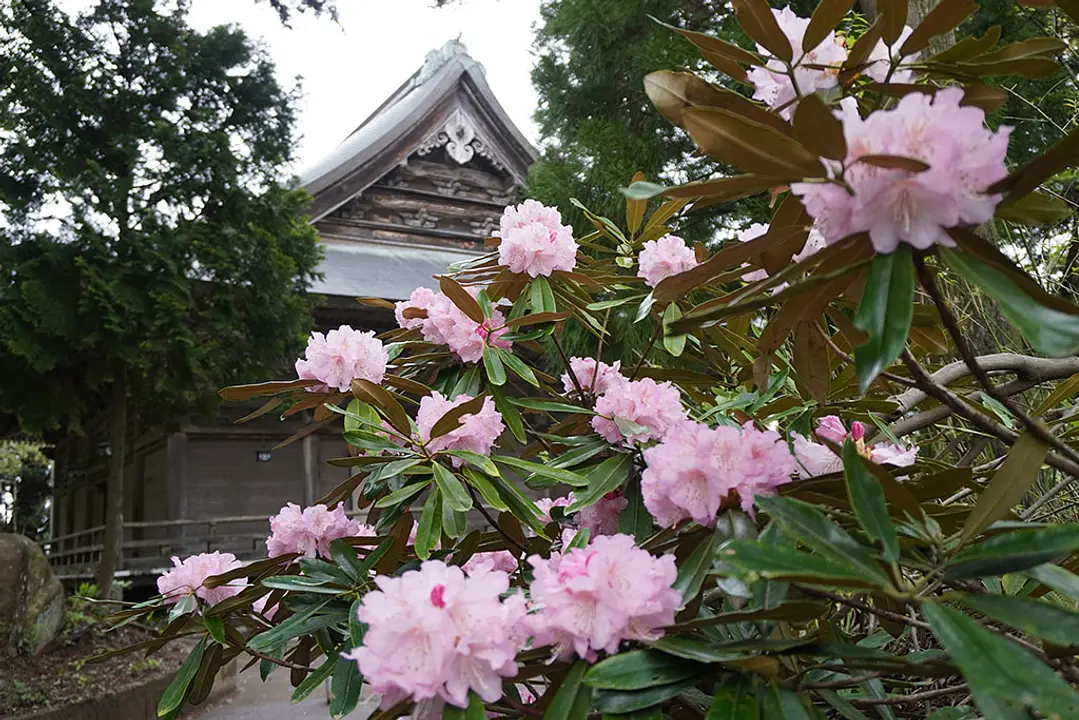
295;325;388;393
637;235;698;287
157;551;245;608
561;357;625;396
793;89;1011;254
346;560;527;710
414;391;504;463
641;419;796;526
746;7;847;119
522;533;680;662
460;550;519;576
536;494;575;524
266;502;371;559
394;286;512;363
865;26;919;84
592;377;686;445
739;223;829;284
578;491;628;536
253;594;280;621
497;200;578;277
737;223;771;283
793;415;919;478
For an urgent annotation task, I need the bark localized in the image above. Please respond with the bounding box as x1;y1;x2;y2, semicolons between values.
859;0;955;56
95;362;127;599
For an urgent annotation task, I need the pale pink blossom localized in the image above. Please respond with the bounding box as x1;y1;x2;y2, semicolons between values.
637;235;698;288
497;200;578;277
746;7;847;119
253;594;281;621
865;26;919;84
460;550;519;576
394;287;512;364
523;533;680;662
266;502;371;559
739;223;829;285
157;552;245;608
592;377;686;445
347;560;527;710
737;223;771;283
415;391;505;464
793;415;919;478
578;492;628;536
536;494;575;525
641;419;796;526
295;325;388;393
793;88;1011;254
561;357;625;396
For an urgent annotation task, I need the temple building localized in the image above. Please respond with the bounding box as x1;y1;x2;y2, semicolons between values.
46;40;537;580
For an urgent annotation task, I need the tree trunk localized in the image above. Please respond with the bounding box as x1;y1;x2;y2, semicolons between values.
860;0;955;56
95;363;127;599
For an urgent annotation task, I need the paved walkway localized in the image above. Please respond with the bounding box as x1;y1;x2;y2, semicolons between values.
190;663;378;720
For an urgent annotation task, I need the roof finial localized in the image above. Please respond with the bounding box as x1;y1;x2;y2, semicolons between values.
417;37;471;83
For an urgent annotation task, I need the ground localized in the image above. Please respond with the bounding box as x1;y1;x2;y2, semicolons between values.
0;616;188;716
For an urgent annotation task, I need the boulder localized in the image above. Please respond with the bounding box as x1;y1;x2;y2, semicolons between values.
0;533;65;656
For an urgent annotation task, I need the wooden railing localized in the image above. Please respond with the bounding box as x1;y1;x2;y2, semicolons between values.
40;515;279;581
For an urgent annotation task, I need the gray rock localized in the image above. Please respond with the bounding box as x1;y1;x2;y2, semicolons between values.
0;533;65;656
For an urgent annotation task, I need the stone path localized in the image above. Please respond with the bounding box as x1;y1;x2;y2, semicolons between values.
189;664;378;720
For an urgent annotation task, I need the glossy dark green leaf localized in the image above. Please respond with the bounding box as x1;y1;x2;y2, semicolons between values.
817;689;869;719
1023;563;1079;599
461;468;510;512
853;246;914;392
924;602;1079;718
510;397;593;414
662;302;687;357
291;654;338;704
619;477;654;543
494;454;590;487
946;524;1079;579
707;675;760;720
959;592;1079;648
942;248;1079;357
442;499;468;539
568;454;634;511
496;346;541;387
483;346;507;386
543;661;593;720
249;599;332;652
960;432;1048;544
755;495;889;585
432;462;473;512
492;386;526;443
168;592;197;622
348;599;364;647
649;636;757;664
373;480;429;509
415;488;443;560
530;274;557;313
260;575;344;595
329;653;363;718
722;539;888;588
842;442;900;564
329;539;365;583
585;650;705;690
203;615;225;644
592;675;706;714
759;683;813;719
673;529;720;607
492;474;547;536
157;637;207;716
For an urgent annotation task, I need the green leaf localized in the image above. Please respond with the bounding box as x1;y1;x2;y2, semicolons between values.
623;180;668;200
157;637;207;716
249;599;332;652
492;386;526;443
707;675;760;720
373;480;430;509
566;527;591;549
568;454;634;511
543;661;593;720
842;442;900;564
759;683;813;719
592;675;706;714
853;246;914;392
203;616;225;644
483;346;507;386
662;302;687;357
722;539;888;588
494;454;590;487
942;247;1079;357
348;599;364;647
442;450;499;476
444;692;487;720
673;529;720;607
635;291;656;323
946;524;1079;580
415;488;443;559
291;654;338;704
755;495;890;586
1023;563;1079;599
260;576;345;595
433;462;473;512
960;432;1049;544
619;477;654;542
585;650;705;691
492;474;547;535
329;653;363;718
959;592;1079;648
996;191;1074;226
168;592;197;622
511;397;593;414
924;602;1079;718
649;636;757;664
531;275;557;313
496;346;540;387
817;690;869;720
461;468;510;512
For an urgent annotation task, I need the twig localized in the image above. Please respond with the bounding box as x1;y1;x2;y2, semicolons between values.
469;487;528;554
849;685;967;707
550;332;585;398
799;672;884;690
798;587;931;631
629;322;663;381
820;329;918;388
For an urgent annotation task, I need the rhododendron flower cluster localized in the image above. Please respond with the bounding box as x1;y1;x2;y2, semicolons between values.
746;7;847;119
793;88;1011;253
266;502;372;559
523;533;680;662
394;286;511;363
578;491;628;536
865;26;919;85
460;550;519;576
295;325;387;393
536;494;575;525
157;551;245;608
346;560;527;710
637;234;698;287
415;391;504;463
497;199;578;277
793;415;919;478
561;357;624;396
592;376;687;445
641;419;796;526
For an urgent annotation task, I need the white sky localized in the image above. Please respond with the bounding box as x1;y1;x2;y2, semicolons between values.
185;0;543;175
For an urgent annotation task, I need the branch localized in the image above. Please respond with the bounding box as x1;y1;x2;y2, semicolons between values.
888;378;1041;438
849;685;967;708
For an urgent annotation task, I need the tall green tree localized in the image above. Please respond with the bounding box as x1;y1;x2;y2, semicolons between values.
0;0;322;596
